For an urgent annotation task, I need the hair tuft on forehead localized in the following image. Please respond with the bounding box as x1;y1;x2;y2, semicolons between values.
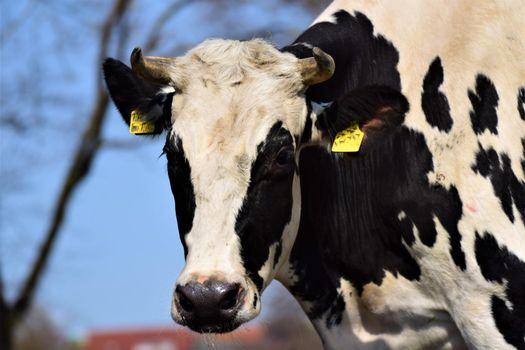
183;39;301;88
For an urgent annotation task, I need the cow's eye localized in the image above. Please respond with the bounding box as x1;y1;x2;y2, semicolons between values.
274;148;295;168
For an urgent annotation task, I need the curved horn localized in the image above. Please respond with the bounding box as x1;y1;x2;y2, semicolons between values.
298;47;335;86
130;47;175;85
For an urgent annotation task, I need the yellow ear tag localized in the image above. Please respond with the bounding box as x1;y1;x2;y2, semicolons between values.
129;109;155;134
331;121;364;153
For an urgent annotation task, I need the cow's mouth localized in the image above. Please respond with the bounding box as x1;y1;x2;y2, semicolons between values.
186;321;241;334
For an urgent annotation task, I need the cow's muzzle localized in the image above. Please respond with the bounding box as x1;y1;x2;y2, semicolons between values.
173;279;246;333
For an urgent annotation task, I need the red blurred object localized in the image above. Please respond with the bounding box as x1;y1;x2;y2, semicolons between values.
85;325;265;350
85;327;195;350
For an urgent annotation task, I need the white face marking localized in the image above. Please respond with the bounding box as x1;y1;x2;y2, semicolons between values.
165;39;311;323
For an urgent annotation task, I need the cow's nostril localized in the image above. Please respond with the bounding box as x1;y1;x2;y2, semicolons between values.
173;280;245;332
219;284;240;310
176;287;194;312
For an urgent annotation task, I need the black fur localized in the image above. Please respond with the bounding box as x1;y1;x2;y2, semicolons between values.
103;58;172;134
518;87;525;121
421;57;453;132
325;294;345;328
469;75;499;135
235;122;296;291
472;144;525;224
164;136;196;257
283;10;470;325
475;232;525;348
301;102;313;144
522;138;525;176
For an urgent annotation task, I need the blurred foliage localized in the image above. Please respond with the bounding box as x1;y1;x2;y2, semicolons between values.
14;306;80;350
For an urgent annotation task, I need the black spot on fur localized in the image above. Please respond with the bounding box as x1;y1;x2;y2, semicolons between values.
236;122;295;291
397;213;416;246
521;138;525;176
301;102;313;145
472;144;525;224
421;57;453;132
273;241;282;269
165;137;196;257
469;75;499;135
475;232;525;348
435;186;466;270
326;293;345;328
517;87;525;121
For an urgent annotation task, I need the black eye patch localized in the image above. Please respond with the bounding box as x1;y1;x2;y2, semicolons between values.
251;122;295;182
235;121;296;291
164;135;195;257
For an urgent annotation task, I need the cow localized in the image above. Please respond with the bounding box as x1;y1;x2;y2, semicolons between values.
103;0;525;349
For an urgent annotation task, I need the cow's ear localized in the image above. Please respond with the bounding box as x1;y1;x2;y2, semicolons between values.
322;85;409;153
103;58;174;135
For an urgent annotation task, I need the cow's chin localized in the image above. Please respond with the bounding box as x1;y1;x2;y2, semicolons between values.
189;311;258;334
172;306;261;334
185;320;241;334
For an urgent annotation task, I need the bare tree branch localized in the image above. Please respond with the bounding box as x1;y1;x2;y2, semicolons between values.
101;138;151;150
7;0;132;332
143;0;198;52
0;267;9;347
0;0;36;42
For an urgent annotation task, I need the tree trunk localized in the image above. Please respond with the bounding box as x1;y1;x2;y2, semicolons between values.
0;308;12;350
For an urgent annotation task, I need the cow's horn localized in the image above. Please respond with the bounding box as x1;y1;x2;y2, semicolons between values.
299;47;335;85
130;47;175;85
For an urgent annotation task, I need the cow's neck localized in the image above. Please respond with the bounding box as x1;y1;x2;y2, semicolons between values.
277;7;412;302
276;9;463;348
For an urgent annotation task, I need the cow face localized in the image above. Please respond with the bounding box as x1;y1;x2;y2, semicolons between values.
162;41;314;334
103;39;334;333
103;39;408;333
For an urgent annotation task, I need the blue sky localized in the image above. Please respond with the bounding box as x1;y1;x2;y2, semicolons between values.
1;0;315;338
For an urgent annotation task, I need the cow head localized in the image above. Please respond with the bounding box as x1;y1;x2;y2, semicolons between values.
103;39;408;333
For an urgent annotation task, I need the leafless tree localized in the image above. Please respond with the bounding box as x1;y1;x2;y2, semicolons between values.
1;1;133;347
14;305;79;350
